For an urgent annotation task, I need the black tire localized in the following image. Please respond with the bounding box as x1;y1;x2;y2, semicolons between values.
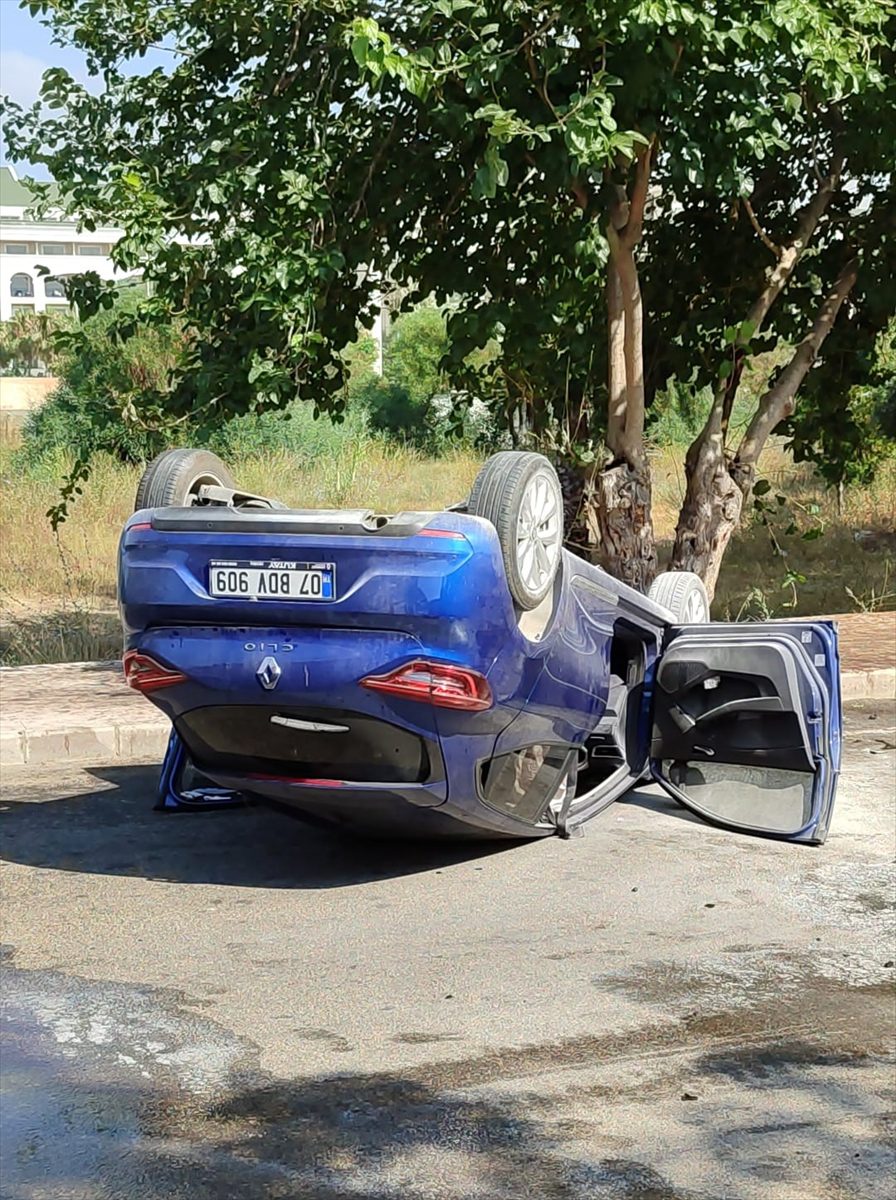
647;570;710;623
134;448;235;511
469;451;564;610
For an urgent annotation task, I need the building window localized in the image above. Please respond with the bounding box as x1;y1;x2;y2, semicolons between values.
39;242;71;256
4;243;30;255
10;273;34;298
77;244;104;256
44;278;67;299
11;304;35;315
45;303;70;312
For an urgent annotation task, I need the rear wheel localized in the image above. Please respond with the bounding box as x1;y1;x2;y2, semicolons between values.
135;448;235;511
648;571;710;623
469;451;564;610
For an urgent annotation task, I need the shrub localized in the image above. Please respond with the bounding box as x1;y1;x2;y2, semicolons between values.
354;376;427;443
19;382;165;467
19;291;373;472
386;305;448;410
207;400;369;462
350;304;456;450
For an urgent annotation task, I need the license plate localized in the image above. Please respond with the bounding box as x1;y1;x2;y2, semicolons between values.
209;560;335;601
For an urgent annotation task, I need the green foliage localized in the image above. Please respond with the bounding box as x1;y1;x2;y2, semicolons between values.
785;317;896;486
341;332;379;385
2;0;894;521
354;305;450;448
19;292;371;471
19;381;161;466
386;305;448;413
647;379;714;446
208;401;370;464
353;377;425;443
18;291;182;469
20;381;371;474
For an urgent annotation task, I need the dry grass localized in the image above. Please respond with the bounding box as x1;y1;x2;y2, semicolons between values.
0;439;482;664
651;442;896;619
0;430;893;664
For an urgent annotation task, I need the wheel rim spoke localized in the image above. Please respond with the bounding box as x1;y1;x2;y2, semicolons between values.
516;470;562;592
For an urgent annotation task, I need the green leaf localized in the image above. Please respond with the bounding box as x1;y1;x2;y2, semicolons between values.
738;319;757;344
752;478;771;496
351;36;369;67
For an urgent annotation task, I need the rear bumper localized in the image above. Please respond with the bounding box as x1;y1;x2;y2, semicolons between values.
131;624;531;829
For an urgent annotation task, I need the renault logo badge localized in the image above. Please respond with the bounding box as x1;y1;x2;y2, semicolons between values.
256;656;282;690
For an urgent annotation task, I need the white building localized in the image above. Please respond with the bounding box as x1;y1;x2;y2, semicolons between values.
0;165;129;321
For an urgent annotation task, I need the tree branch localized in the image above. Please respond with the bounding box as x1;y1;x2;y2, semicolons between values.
273;16;304;96
742;197;782;259
737;254;859;467
620;136;655;250
741;151;844;338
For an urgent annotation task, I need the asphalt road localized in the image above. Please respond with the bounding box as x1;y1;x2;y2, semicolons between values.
2;701;894;1200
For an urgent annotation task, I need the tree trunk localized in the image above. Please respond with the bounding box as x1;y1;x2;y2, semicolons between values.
595;457;657;590
669;443;748;599
586;141;658;591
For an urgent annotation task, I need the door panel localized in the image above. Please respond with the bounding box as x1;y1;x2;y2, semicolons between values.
650;621;841;844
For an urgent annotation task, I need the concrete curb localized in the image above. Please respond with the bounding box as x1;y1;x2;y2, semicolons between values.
0;720;168;768
1;659;168;769
1;662;893;770
840;667;896;703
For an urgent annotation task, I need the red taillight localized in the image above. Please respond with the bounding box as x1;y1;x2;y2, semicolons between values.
361;660;492;711
418;528;467;540
123;651;187;693
128;521;152;532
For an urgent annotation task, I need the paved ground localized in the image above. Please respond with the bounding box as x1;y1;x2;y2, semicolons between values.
1;701;894;1199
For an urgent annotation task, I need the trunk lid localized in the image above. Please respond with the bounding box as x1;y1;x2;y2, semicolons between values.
120;506;496;646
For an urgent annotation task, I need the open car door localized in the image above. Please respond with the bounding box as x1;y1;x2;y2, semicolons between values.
649;621;841;844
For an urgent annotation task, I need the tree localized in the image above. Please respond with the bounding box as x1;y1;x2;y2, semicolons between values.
3;0;893;586
0;308;72;374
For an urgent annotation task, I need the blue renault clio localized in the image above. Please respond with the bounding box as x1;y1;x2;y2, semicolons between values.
118;448;841;844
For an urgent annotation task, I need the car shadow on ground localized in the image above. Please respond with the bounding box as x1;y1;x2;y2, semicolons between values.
619;785;708;826
0;763;517;889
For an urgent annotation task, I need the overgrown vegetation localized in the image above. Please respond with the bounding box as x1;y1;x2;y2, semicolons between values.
4;1;893;596
17;293;501;468
2;427;892;664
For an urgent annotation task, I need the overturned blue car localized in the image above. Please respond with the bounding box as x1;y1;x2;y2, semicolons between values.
118;448;841;844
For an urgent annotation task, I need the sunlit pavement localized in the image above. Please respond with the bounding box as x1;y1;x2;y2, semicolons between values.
2;701;894;1199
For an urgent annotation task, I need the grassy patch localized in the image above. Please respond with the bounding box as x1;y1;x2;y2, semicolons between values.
651;443;896;618
1;430;892;664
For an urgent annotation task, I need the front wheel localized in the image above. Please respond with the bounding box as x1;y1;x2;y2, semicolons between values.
648;570;710;623
468;451;564;610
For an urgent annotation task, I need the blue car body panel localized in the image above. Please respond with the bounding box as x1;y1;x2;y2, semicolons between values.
119;503;842;844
